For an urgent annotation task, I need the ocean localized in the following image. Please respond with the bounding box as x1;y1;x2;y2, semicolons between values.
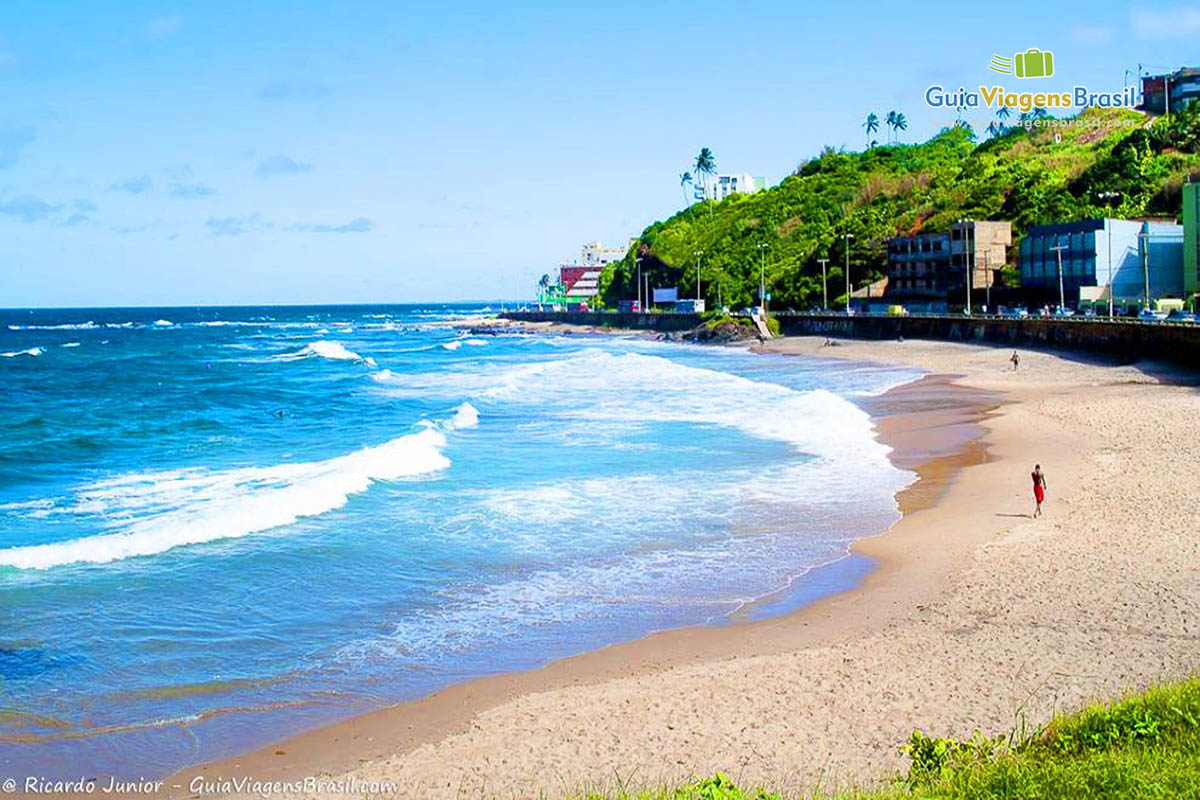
0;304;921;779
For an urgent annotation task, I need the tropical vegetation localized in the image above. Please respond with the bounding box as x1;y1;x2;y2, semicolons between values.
603;104;1200;312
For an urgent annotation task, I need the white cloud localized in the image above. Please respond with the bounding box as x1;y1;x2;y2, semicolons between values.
1132;8;1200;38
1071;25;1115;45
146;14;185;41
255;155;314;177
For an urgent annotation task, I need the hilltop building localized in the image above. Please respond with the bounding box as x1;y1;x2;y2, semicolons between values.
885;220;1011;310
580;240;634;267
1140;67;1200;115
698;174;763;202
1019;219;1184;309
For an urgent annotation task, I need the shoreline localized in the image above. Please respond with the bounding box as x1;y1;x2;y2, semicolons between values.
161;344;1003;797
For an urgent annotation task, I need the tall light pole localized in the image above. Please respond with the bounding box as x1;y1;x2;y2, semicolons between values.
1097;191;1120;318
841;234;854;313
693;250;704;303
983;251;990;312
818;258;829;310
958;218;974;315
756;243;770;315
1138;230;1153;312
1050;237;1068;312
635;256;643;311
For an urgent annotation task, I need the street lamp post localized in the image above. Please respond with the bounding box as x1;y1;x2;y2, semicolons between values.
818;258;829;310
756;243;770;315
1050;238;1068;312
693;250;704;303
983;251;990;312
635;256;643;311
958;218;974;315
1138;231;1153;312
841;234;854;313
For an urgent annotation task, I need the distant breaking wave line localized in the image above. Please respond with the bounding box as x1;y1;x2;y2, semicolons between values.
0;404;478;570
1;347;44;358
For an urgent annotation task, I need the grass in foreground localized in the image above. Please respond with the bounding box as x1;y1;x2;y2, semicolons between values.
575;678;1200;800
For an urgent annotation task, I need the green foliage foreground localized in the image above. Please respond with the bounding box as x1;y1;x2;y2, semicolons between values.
574;678;1200;799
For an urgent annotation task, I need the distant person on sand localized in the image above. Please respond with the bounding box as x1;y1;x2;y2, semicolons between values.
1010;351;1020;370
1032;464;1047;517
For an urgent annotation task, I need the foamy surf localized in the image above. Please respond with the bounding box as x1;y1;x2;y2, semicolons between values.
0;404;479;570
2;347;44;358
279;340;377;367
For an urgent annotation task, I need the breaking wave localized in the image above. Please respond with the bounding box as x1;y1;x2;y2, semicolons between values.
0;404;479;570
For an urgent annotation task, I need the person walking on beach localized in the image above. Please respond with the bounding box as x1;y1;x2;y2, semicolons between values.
1010;351;1020;370
1031;464;1047;517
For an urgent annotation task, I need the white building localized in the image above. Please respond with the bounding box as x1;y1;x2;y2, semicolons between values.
701;173;762;201
580;240;634;267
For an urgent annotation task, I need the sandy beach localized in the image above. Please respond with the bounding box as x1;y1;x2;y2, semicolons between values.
167;335;1200;799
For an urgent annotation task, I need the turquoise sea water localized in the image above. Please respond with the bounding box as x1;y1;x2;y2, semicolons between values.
0;304;920;779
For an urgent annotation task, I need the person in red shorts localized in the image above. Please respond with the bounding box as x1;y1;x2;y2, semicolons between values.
1032;464;1047;517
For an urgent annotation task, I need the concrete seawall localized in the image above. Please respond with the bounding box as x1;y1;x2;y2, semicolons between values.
500;311;1200;370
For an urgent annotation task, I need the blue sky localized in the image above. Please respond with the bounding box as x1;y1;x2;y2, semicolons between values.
1;0;1196;306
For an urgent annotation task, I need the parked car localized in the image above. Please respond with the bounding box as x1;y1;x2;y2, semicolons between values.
1139;308;1168;321
1166;309;1198;323
1004;307;1029;318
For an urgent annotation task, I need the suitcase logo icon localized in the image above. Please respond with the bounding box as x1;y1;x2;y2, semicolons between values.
989;49;1054;79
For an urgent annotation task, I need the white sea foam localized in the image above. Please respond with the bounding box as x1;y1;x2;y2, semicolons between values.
441;340;462;351
153;319;173;327
278;340;375;366
62;342;82;348
445;402;479;430
378;349;905;484
0;407;478;570
463;338;488;346
1;347;44;358
7;322;96;331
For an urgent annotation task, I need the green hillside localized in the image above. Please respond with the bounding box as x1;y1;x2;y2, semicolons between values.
599;106;1200;310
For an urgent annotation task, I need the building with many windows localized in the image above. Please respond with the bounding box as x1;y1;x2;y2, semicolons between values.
886;220;1011;309
697;173;763;202
1140;67;1200;115
1019;219;1184;308
580;240;634;267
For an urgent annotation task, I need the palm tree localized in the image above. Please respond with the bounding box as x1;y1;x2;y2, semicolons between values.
693;148;716;216
679;171;693;206
885;111;898;142
987;120;1002;138
863;113;879;148
996;106;1011;121
893;112;907;142
693;148;716;201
